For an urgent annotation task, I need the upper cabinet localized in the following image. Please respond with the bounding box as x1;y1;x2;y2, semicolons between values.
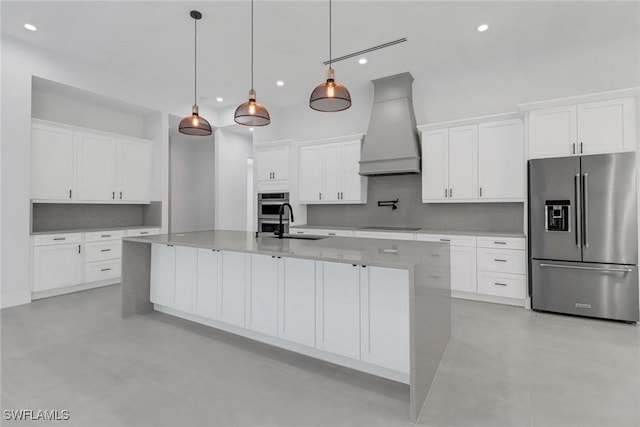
254;142;291;192
420;116;524;203
30;120;153;203
298;135;367;204
525;96;637;159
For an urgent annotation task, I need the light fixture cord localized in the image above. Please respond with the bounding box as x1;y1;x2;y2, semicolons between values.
329;0;332;68
194;16;198;106
251;0;254;91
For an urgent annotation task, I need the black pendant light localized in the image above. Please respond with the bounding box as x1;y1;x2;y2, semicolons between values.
234;0;270;126
309;0;352;112
179;10;213;136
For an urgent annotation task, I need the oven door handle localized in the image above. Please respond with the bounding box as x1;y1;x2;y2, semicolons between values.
538;263;633;273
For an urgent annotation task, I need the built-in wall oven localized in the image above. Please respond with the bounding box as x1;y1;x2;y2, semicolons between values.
257;192;289;234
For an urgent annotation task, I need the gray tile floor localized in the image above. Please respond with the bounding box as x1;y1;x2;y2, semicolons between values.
1;284;639;427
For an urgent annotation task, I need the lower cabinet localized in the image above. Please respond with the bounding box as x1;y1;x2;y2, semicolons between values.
247;254;279;336
174;246;197;313
33;241;82;292
278;257;316;347
218;251;248;327
195;249;220;319
150;244;175;306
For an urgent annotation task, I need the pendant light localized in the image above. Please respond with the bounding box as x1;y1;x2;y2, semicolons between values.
179;10;213;136
309;0;352;112
234;0;270;126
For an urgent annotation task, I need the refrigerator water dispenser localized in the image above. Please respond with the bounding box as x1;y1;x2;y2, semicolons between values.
544;200;570;232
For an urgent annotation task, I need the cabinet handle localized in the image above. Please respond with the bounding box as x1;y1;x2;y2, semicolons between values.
440;238;450;242
296;231;303;234
101;235;111;238
494;282;507;286
572;143;576;154
319;192;322;200
112;191;115;200
444;188;447;198
479;187;482;197
140;232;148;235
494;259;507;262
53;237;66;241
120;191;123;200
352;264;357;267
449;188;452;197
101;268;112;272
328;233;336;236
361;265;367;268
580;142;583;154
69;189;72;199
337;192;340;199
340;192;343;199
101;249;112;252
78;245;81;254
493;241;507;245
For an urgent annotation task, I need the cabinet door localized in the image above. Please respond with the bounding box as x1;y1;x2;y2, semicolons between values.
316;262;360;359
421;129;449;201
448;125;478;200
271;145;290;181
360;266;409;373
322;144;341;202
478;120;524;200
450;246;477;293
340;140;365;202
255;148;274;182
76;132;117;201
278;257;316;347
33;243;82;292
118;138;152;202
150;244;175;306
529;105;577;159
246;254;279;336
195;249;219;319
174;246;197;313
218;251;247;327
578;98;636;155
298;146;323;202
31;122;75;200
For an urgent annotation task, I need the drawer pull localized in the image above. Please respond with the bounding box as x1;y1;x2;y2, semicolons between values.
493;241;507;245
440;238;450;242
140;232;149;235
101;235;111;238
494;282;508;286
494;259;507;262
101;268;112;272
328;233;336;236
101;249;112;252
53;237;66;241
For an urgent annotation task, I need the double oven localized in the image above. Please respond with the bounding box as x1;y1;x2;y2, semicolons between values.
257;192;289;234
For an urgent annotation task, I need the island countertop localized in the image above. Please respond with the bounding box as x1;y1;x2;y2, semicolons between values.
123;230;448;269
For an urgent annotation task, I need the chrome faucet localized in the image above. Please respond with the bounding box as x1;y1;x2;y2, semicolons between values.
276;203;294;239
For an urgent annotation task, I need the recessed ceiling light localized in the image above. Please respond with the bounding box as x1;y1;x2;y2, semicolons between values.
216;97;223;102
477;24;489;32
24;23;37;31
358;58;367;65
249;127;255;132
276;80;284;87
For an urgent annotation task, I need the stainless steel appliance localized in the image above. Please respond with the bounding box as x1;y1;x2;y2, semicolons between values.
529;152;639;322
257;192;289;234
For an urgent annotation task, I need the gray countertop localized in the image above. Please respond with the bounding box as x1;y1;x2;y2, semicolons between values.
32;225;161;235
291;224;526;238
124;230;448;269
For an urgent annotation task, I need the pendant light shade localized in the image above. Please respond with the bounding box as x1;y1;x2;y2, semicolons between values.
309;0;351;112
179;10;213;136
234;0;270;126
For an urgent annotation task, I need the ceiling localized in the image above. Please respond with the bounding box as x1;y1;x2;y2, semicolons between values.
2;1;639;116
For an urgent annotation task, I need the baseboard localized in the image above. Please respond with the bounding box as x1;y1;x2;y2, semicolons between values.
1;291;32;309
452;290;526;307
32;279;119;300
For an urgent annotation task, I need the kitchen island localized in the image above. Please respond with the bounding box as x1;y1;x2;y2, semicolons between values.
121;230;450;422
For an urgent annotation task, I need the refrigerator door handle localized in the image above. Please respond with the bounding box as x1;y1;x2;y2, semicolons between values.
574;173;581;247
582;173;589;247
538;263;633;273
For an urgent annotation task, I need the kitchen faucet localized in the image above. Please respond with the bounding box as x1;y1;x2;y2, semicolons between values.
276;203;294;239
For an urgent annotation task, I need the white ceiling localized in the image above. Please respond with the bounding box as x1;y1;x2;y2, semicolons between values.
3;1;639;116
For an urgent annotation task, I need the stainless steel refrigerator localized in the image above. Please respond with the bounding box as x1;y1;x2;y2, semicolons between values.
529;152;639;323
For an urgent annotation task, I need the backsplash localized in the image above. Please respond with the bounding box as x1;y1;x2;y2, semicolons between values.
307;174;524;232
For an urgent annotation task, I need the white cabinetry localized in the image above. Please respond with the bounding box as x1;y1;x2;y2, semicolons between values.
354;230;415;240
416;234;477;293
30;119;153;203
298;136;366;204
33;233;82;292
150;244;175;307
195;249;220;319
174;246;197;313
420;117;524;203
83;230;123;283
254;142;290;191
247;254;279;336
289;227;353;237
31;122;75;200
278;257;316;347
526;96;636;159
316;262;361;359
218;251;248;327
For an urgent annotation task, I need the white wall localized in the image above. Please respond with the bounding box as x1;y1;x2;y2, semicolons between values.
214;129;252;231
169;116;215;233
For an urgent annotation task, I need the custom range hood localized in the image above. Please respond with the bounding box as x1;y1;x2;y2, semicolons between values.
360;72;421;176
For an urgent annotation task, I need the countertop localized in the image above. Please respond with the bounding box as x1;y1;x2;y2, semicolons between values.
31;225;161;235
290;224;526;238
123;230;448;269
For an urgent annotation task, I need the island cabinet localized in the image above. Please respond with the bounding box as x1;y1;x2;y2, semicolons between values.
246;254;279;335
218;251;248;327
278;257;316;347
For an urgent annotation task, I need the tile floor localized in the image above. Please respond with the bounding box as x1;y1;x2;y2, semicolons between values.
1;284;639;426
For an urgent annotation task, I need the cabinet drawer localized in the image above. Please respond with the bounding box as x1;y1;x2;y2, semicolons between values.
85;260;121;283
477;236;525;250
477;271;526;299
33;233;82;246
416;234;476;247
85;230;125;242
296;228;353;237
126;228;161;237
85;240;122;262
477;248;525;274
